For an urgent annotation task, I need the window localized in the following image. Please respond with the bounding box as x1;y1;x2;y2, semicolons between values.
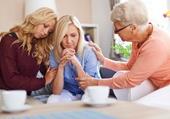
142;0;168;30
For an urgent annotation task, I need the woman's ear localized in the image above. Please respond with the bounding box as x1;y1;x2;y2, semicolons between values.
130;24;137;34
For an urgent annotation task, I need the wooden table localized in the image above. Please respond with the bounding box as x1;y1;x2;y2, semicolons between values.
1;98;170;119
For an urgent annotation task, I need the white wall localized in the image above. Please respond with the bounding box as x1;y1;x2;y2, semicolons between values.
0;0;112;57
167;0;170;30
0;0;24;31
0;0;92;31
56;0;92;23
91;0;113;58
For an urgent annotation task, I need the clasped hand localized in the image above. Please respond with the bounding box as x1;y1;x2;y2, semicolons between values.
59;48;79;68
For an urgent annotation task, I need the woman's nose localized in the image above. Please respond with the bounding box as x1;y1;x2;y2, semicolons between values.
43;28;50;36
66;37;72;43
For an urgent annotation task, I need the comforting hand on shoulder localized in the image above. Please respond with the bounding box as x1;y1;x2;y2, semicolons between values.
89;41;105;64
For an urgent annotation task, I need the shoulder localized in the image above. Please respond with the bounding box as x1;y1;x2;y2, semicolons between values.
49;49;59;68
49;49;57;61
83;43;94;54
143;28;169;50
139;28;170;59
50;49;55;57
82;43;97;60
0;32;18;46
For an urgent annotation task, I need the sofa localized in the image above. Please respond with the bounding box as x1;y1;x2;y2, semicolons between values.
113;79;156;101
135;85;170;110
100;67;170;110
100;67;156;101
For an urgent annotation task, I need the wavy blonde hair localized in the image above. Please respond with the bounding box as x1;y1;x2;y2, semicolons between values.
0;7;57;65
53;15;85;62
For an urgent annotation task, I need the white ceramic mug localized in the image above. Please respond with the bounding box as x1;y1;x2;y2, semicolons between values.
1;90;26;109
86;86;109;103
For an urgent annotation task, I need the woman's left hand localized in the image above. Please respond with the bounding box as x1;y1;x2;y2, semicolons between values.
77;75;98;90
45;67;57;85
69;55;81;67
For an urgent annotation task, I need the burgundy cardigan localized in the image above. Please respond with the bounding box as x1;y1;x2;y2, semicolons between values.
0;33;46;92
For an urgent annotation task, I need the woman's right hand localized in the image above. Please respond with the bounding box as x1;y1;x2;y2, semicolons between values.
59;48;75;68
89;41;105;64
62;48;75;57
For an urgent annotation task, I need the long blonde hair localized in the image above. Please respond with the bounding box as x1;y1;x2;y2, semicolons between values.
53;15;85;62
0;7;57;65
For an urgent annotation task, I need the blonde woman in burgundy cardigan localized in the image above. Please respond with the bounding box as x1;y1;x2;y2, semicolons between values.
0;7;57;95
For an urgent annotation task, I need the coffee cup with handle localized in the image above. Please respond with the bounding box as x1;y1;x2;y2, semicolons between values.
1;90;26;110
85;86;110;104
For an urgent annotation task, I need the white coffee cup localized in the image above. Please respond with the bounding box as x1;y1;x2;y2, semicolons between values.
85;86;109;104
1;90;26;109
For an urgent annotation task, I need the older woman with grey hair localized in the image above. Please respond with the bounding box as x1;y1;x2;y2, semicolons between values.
78;0;170;91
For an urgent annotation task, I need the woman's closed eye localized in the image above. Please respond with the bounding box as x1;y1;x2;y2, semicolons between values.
43;24;49;28
64;35;68;38
70;33;77;37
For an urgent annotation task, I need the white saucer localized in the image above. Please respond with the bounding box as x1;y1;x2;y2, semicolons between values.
82;98;116;107
1;104;31;113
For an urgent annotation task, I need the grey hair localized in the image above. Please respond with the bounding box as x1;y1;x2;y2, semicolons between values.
111;0;148;27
